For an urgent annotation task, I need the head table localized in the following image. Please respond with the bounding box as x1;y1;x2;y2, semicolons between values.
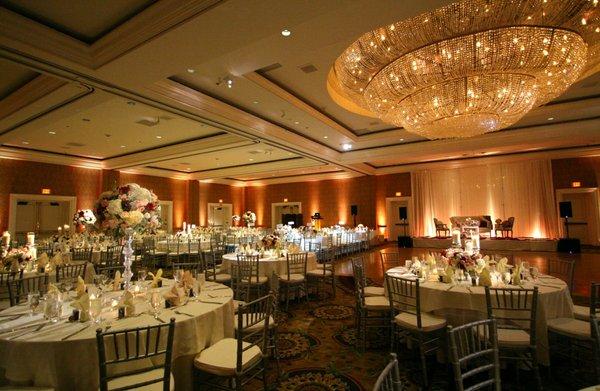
0;280;234;390
385;266;574;365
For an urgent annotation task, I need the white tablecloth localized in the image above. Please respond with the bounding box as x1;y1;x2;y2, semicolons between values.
0;280;234;390
385;267;574;364
220;252;318;278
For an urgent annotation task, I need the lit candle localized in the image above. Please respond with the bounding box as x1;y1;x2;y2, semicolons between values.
63;224;70;232
58;226;62;234
182;222;187;232
27;232;35;246
472;233;480;251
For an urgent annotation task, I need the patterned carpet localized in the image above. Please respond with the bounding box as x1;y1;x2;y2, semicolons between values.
243;276;597;391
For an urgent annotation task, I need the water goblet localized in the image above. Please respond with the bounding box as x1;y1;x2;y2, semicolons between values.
138;269;147;282
27;292;40;316
150;290;162;319
89;296;102;324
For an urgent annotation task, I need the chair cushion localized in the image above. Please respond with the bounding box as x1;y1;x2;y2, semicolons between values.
106;368;174;391
364;295;390;311
194;338;263;376
496;328;531;347
547;317;590;339
207;273;231;283
573;305;590;321
241;276;269;284
234;314;275;331
307;269;332;277
279;274;305;283
364;286;385;297
394;312;446;332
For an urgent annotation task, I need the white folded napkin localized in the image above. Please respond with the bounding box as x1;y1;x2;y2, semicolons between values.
443;266;454;284
71;292;90;322
164;285;186;306
120;291;136;317
479;267;492;287
76;276;86;298
148;269;163;288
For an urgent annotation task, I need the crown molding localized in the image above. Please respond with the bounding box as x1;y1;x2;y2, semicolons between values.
0;145;102;169
0;0;226;69
243;170;363;186
0;74;67;120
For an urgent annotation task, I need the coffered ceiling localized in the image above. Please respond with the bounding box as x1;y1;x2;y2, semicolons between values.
0;0;599;186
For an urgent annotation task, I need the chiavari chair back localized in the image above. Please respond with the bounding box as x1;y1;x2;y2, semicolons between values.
372;353;402;391
96;318;176;391
0;270;23;301
380;251;403;273
547;258;576;292
8;274;49;306
56;263;87;284
448;319;501;391
71;247;92;262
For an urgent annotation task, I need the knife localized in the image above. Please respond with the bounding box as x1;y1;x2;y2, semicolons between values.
61;325;90;340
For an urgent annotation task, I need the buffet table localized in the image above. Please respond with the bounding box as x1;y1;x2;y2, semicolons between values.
221;252;318;278
385;267;573;364
0;280;234;390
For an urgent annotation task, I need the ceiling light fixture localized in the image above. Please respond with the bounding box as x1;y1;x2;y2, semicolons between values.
547;117;555;121
324;136;328;139
156;135;163;139
49;131;56;135
281;29;291;37
328;0;600;139
120;145;126;148
187;68;196;73
342;143;352;150
22;141;29;145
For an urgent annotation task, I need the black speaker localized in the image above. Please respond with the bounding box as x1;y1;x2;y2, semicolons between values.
399;207;408;220
351;205;358;216
557;238;581;253
559;201;572;218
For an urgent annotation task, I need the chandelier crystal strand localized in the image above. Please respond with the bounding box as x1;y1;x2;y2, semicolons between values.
329;0;600;139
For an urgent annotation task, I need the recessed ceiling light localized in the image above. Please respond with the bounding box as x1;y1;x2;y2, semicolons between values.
22;141;29;145
547;117;554;120
342;143;352;150
48;131;56;135
281;29;291;37
294;121;300;125
323;136;328;139
120;145;126;148
126;101;136;106
249;158;254;161
156;135;162;139
399;138;404;141
253;100;259;104
187;68;195;73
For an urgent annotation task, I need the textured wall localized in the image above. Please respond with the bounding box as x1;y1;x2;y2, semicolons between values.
198;182;245;226
243;173;411;228
551;157;600;189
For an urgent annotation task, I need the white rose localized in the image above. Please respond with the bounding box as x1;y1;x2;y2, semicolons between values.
107;199;123;216
122;210;144;226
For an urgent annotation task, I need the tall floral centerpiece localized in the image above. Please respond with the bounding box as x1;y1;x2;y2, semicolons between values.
94;184;161;289
73;209;97;233
242;211;257;227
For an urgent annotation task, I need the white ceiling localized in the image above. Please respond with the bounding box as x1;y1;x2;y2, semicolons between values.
0;0;599;184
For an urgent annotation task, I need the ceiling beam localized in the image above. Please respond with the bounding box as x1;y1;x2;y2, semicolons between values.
0;74;67;120
189;157;323;180
104;133;252;170
244;71;358;142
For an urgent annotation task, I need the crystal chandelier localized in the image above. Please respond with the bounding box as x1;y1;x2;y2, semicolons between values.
328;0;600;139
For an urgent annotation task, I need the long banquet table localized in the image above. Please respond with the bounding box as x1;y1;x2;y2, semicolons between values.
0;280;234;390
385;266;574;364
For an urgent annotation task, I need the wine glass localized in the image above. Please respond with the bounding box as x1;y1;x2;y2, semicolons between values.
27;292;40;316
138;268;147;282
173;269;184;285
89;297;102;323
150;290;162;319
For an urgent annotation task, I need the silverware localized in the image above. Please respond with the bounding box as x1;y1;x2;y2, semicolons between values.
6;322;50;340
62;325;90;340
446;285;454;291
156;316;166;323
174;310;194;317
0;320;46;335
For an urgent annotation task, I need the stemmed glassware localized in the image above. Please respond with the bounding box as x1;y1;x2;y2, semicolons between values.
149;290;162;319
27;292;40;316
89;295;102;323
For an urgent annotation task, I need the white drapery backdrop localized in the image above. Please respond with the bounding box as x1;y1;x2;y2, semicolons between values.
410;159;558;238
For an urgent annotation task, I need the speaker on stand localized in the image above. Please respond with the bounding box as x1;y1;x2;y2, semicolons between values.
397;206;412;248
557;201;580;253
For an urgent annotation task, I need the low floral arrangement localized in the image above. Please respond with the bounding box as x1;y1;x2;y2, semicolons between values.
231;215;241;224
94;183;161;238
2;246;33;271
441;248;484;272
242;211;257;226
73;209;97;226
261;234;279;250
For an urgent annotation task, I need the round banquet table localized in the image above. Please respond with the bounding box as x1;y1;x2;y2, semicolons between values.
0;280;234;390
385;267;574;365
156;240;211;253
220;252;318;278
